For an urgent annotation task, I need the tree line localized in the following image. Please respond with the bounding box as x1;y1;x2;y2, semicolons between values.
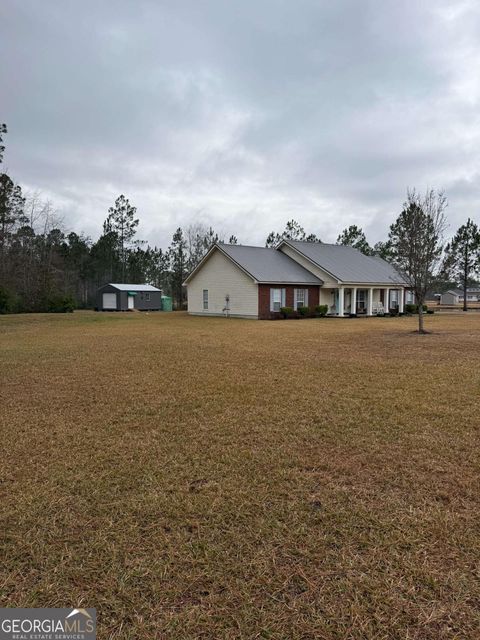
1;123;480;326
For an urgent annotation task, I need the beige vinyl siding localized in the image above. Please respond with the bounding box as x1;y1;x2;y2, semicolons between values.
279;244;338;284
187;249;259;317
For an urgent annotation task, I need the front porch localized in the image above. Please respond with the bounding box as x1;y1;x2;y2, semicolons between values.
321;286;406;317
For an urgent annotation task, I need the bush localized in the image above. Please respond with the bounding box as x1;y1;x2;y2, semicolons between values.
427;309;434;315
46;295;76;313
297;306;310;317
315;304;328;317
405;303;428;314
280;306;295;318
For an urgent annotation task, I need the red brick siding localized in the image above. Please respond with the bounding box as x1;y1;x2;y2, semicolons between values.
258;284;320;319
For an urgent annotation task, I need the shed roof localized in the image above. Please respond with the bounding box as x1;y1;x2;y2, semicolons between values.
280;241;408;285
107;283;161;292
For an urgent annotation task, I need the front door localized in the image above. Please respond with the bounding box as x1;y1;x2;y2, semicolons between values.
128;295;134;310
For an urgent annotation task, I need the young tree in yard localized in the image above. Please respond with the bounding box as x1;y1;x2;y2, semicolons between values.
105;195;139;280
442;219;480;311
169;227;188;308
336;225;372;255
389;189;447;333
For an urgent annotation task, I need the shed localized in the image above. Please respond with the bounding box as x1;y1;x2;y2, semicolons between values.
96;284;162;311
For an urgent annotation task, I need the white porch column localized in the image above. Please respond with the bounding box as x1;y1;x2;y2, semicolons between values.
367;287;374;316
338;286;345;317
384;288;390;312
399;288;405;313
351;287;357;315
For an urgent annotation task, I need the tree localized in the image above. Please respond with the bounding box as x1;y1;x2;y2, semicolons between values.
105;195;139;280
185;223;219;272
168;227;188;309
0;124;7;164
336;225;372;255
228;235;238;245
0;174;26;267
388;189;447;333
265;220;319;247
373;240;394;261
442;218;480;311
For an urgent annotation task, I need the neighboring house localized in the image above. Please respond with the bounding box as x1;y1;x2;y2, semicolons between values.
184;241;411;319
96;284;162;311
440;288;480;305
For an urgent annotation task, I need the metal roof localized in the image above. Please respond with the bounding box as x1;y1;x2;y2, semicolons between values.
108;283;161;292
194;244;323;284
281;241;408;285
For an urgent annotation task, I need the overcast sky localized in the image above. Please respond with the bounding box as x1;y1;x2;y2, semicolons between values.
1;0;479;247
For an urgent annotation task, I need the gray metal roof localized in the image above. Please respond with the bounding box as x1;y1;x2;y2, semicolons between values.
217;244;323;284
108;283;161;291
283;241;408;284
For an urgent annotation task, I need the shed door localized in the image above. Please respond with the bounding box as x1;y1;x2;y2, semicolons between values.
128;295;135;309
102;292;117;309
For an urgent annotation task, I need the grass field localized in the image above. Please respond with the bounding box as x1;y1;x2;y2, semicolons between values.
1;311;479;639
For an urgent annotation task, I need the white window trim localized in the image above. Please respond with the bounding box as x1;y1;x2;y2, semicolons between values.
294;288;308;310
203;289;208;310
270;288;286;312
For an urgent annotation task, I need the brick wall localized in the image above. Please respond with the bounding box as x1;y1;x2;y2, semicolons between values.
258;284;320;319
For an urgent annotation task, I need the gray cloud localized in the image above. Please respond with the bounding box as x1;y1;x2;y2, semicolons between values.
1;0;479;247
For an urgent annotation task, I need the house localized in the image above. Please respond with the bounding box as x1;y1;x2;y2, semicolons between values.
184;241;411;319
96;283;162;311
440;288;480;305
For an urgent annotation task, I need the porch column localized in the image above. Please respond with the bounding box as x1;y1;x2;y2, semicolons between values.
399;288;405;313
338;286;345;317
384;288;390;312
367;287;374;316
351;287;357;315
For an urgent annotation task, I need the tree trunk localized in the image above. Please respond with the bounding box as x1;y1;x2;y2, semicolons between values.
418;298;425;333
463;257;468;312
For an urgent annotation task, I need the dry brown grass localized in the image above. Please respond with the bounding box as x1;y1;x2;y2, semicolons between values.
1;311;479;639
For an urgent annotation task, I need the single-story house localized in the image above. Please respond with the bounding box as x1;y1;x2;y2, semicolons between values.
184;241;412;319
96;283;162;311
441;288;480;304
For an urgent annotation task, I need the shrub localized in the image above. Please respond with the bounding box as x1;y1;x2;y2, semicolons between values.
427;309;434;315
315;304;328;317
46;295;76;313
405;303;428;315
298;306;309;317
280;306;295;318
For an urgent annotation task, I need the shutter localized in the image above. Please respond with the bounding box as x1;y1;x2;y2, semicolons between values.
270;288;274;312
281;289;286;307
305;289;308;307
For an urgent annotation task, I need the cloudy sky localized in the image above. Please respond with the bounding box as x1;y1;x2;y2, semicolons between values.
1;0;479;247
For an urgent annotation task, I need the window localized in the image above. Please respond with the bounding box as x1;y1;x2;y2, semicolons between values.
270;288;285;312
203;289;208;310
357;289;366;311
145;293;151;302
390;290;398;308
294;288;308;309
406;290;414;303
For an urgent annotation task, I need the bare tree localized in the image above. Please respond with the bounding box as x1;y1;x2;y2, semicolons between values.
389;189;447;333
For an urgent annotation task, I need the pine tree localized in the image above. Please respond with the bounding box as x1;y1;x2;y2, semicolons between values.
336;225;372;255
104;195;139;280
442;219;480;311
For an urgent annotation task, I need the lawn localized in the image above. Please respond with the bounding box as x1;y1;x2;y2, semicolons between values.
1;311;479;639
